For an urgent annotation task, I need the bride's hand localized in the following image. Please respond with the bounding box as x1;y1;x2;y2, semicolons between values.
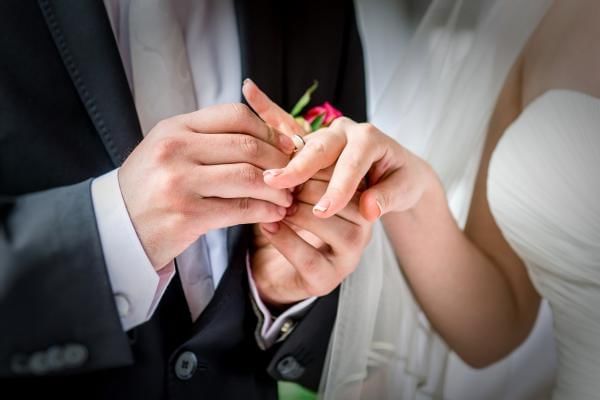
251;173;372;307
243;79;437;221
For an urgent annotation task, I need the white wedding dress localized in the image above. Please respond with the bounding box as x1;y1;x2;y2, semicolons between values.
488;90;600;400
319;1;564;399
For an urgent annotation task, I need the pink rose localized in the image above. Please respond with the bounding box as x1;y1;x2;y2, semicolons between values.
304;101;343;126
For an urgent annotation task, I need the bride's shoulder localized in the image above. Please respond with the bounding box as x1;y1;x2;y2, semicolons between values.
522;0;600;107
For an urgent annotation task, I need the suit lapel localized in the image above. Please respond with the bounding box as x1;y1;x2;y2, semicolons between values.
38;0;142;167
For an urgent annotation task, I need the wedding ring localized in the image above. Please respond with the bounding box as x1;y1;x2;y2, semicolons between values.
292;134;305;152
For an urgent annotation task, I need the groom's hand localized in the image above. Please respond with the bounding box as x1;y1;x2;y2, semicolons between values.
119;103;296;270
252;174;373;308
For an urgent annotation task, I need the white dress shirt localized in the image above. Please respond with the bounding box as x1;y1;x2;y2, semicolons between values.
92;0;313;347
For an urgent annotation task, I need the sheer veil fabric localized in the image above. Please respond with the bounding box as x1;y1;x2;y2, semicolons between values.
319;1;553;398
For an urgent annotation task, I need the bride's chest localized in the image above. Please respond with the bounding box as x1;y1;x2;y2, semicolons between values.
488;90;600;283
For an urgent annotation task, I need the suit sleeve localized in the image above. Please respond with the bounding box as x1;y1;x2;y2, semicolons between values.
0;180;133;377
265;288;339;392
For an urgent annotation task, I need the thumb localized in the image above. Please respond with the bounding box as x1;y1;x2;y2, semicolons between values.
359;188;385;222
359;169;421;221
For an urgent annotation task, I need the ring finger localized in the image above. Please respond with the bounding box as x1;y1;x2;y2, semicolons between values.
263;128;346;189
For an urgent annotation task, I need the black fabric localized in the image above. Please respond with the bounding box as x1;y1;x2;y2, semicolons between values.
0;0;367;398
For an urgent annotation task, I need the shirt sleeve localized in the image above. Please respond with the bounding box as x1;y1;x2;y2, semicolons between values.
91;169;175;331
246;255;317;349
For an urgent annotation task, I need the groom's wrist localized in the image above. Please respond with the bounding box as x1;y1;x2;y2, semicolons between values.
246;257;317;348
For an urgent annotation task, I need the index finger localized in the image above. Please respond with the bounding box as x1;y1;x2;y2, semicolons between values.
182;103;295;155
242;79;305;137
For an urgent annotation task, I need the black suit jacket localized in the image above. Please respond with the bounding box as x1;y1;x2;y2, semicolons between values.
0;1;366;398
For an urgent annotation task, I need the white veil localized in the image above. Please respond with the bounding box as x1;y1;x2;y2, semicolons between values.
319;0;552;398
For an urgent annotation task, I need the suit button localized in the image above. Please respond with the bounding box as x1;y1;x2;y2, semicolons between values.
174;351;197;380
63;344;88;367
114;293;131;317
276;355;305;380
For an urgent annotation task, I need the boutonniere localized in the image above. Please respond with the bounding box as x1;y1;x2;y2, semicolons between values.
290;81;343;133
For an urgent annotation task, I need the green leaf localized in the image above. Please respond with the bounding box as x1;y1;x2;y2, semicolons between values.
278;382;316;400
309;113;326;132
290;80;319;117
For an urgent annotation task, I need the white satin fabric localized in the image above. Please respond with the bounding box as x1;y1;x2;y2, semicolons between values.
320;0;555;398
489;90;600;400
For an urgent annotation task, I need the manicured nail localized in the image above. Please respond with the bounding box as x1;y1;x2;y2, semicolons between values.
243;78;252;87
375;199;384;218
313;198;331;214
263;169;283;178
286;203;299;216
262;222;280;234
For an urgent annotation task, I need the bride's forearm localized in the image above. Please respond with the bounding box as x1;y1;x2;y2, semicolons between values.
381;180;540;368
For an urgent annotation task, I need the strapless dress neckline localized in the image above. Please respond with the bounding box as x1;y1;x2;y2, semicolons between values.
488;89;600;400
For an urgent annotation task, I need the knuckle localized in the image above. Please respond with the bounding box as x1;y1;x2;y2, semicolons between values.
345;153;363;172
236;197;252;214
330;116;351;130
153;137;183;163
358;122;380;137
239;135;261;158
301;253;322;275
341;225;363;247
239;164;261;187
352;124;378;147
305;138;327;154
159;170;184;195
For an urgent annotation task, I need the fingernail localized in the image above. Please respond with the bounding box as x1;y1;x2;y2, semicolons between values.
263;169;283;178
375;199;384;218
286;191;294;206
313;198;331;214
277;206;287;217
279;134;296;154
243;78;252;87
262;222;280;234
286;203;299;216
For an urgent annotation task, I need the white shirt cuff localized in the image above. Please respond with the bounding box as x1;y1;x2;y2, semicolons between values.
91;169;175;331
246;255;317;349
